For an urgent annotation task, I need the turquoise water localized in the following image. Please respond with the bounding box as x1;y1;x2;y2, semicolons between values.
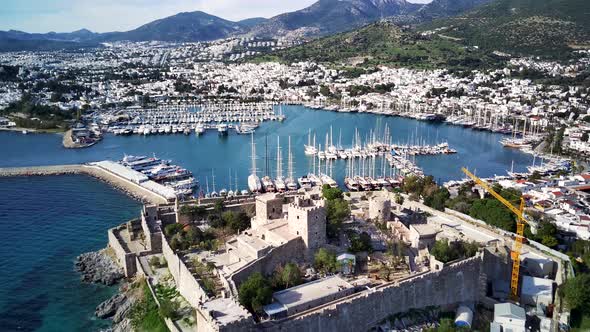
0;175;140;331
0;105;534;331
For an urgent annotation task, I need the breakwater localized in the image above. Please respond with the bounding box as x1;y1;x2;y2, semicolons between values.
0;164;168;205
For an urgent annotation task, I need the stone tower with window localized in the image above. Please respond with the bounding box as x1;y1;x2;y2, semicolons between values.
287;195;326;250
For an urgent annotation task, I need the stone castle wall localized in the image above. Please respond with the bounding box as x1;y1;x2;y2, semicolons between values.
108;226;137;277
162;233;209;307
257;254;483;332
230;238;306;288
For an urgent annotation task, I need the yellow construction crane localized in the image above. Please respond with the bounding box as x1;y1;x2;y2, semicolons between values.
461;167;526;300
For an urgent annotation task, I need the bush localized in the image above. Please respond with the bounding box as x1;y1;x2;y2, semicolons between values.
158;298;179;320
128;281;169;332
430;239;479;263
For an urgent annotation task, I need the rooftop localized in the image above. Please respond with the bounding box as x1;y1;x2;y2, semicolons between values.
201;298;251;326
494;303;526;321
272;275;353;311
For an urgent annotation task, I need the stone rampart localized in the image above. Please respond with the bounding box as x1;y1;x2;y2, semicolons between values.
230;238;306;288
108;226;137;277
257;254;483;332
162;233;209;307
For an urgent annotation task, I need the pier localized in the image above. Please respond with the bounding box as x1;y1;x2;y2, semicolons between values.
0;164;170;205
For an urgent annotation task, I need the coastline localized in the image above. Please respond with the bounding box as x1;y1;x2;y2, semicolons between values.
0;164;168;205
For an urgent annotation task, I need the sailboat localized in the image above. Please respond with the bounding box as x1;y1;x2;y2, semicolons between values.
247;133;263;193
261;136;276;193
274;136;287;192
286;136;298;191
304;129;318;155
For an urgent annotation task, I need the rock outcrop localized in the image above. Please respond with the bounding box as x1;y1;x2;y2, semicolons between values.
75;250;124;286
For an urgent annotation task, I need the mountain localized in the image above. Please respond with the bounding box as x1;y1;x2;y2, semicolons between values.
258;20;498;70
100;11;246;42
416;0;494;20
248;0;421;37
422;0;590;55
238;17;269;28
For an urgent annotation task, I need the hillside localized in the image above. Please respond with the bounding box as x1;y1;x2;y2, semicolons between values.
256;21;499;70
249;0;419;37
100;11;246;42
422;0;590;56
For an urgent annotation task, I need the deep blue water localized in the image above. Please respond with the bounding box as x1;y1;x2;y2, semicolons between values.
0;175;140;332
0;105;534;331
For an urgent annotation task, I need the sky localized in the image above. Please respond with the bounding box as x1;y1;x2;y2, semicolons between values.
0;0;433;33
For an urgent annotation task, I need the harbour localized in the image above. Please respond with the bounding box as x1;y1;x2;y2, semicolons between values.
0;105;537;191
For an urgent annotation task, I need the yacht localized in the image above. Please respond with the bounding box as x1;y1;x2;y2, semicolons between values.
217;123;228;136
195;124;205;135
297;175;312;189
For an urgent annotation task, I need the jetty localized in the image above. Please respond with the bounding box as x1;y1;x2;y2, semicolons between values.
0;164;170;205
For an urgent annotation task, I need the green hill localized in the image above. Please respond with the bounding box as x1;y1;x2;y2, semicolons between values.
255;21;500;70
422;0;590;56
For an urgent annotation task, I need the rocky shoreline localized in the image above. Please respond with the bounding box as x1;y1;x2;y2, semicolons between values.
96;284;136;332
76;249;136;332
75;250;124;286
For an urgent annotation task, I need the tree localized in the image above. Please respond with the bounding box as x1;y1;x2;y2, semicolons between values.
164;223;184;237
424;187;450;211
348;231;373;253
431;239;458;263
238;273;273;314
280;263;302;289
322;185;344;200
326;198;350;239
227;211;251;233
430;239;479;263
179;205;207;222
562;274;590;313
314;248;337;275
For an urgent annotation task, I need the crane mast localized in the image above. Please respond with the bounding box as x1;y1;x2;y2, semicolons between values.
461;167;526;300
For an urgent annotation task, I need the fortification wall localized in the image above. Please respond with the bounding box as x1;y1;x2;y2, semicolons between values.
230;238;306;288
162;233;209;307
258;254;483;332
108;227;137;277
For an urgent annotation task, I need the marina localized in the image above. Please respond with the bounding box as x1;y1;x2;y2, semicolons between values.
97;102;282;136
0;105;538;191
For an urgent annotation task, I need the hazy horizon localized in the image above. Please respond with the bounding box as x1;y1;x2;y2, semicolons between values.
0;0;433;34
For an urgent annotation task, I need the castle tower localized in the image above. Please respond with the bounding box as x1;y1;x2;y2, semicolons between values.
287;196;326;249
369;196;391;222
252;193;284;230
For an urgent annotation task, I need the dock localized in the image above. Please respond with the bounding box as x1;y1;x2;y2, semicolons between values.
0;164;170;205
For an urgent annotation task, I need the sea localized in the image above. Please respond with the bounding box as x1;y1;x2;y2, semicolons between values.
0;105;535;331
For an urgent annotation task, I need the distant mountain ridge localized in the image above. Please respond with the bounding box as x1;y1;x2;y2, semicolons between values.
0;0;496;51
